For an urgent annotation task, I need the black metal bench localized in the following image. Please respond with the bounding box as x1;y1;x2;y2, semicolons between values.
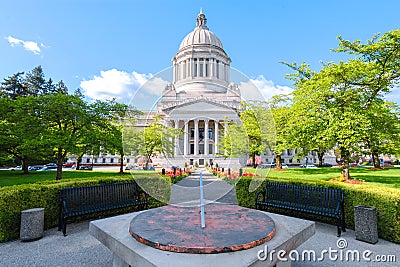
255;182;345;236
59;182;148;236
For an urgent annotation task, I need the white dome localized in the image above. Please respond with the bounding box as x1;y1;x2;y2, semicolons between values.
178;12;223;50
179;28;223;50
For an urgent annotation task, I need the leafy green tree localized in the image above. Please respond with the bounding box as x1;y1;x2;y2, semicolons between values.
132;115;182;169
0;96;48;173
364;100;400;168
267;96;292;169
285;29;400;179
39;93;93;180
219;101;277;168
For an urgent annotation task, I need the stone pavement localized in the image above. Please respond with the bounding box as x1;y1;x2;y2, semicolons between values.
169;168;237;206
0;169;399;266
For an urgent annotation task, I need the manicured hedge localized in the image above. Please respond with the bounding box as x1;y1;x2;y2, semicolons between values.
234;177;400;244
0;177;169;242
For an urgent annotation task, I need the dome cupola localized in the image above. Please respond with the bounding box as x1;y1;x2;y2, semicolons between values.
172;10;231;94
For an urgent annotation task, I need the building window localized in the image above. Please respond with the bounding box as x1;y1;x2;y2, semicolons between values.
216;60;219;78
127;158;130;163
205;60;209;77
289;158;293;163
194;59;197;77
208;128;213;139
110;158;114;163
190;128;194;139
102;158;106;163
86;158;90;163
199;128;204;139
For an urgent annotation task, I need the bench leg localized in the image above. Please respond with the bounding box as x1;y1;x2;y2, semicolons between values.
337;219;342;237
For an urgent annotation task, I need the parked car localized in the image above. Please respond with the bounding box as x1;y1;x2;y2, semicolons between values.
125;164;139;170
9;165;22;171
79;164;93;170
63;162;76;167
301;164;317;168
28;165;44;171
38;166;57;171
306;164;317;168
147;166;155;171
259;163;276;168
45;163;57;167
281;163;288;169
320;163;332;167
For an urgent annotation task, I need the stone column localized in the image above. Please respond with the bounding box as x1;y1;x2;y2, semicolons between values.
196;59;200;77
184;121;189;156
204;120;209;155
214;120;219;155
174;120;179;156
203;59;206;77
194;120;199;155
210;59;214;78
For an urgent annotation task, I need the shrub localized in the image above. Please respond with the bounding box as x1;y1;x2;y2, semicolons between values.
235;176;400;243
0;177;167;242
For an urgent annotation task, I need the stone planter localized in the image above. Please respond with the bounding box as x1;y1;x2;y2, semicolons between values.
354;205;378;244
20;208;44;241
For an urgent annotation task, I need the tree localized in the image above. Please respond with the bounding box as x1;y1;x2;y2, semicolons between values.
132;115;182;169
39;93;93;180
219;101;277;168
267;95;293;169
0;72;28;99
24;66;46;96
0;96;49;173
364;100;400;168
285;29;400;179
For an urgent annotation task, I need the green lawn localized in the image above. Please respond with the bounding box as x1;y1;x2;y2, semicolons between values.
0;170;157;187
244;167;400;189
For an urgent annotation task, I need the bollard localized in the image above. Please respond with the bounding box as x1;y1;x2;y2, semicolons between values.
20;208;44;241
239;168;243;177
354;205;378;243
161;168;165;175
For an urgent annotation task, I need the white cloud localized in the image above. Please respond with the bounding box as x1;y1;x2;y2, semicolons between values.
6;36;41;54
80;69;153;103
250;75;293;100
239;75;293;101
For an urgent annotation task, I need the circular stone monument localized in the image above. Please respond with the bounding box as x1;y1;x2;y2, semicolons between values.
129;203;275;254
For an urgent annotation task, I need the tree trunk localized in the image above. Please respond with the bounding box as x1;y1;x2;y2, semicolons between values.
56;148;64;180
252;154;256;168
76;153;84;170
119;154;124;174
317;151;324;167
340;147;351;180
371;149;381;168
145;155;150;170
276;154;282;169
21;157;29;174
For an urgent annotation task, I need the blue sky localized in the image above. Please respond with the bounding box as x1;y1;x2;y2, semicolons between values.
1;0;399;105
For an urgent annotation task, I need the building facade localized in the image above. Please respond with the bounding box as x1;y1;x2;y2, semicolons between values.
78;11;336;168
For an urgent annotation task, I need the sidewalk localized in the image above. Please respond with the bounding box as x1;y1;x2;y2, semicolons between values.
0;169;398;266
169;168;237;206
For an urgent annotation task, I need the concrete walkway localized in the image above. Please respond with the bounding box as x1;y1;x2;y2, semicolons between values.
0;169;399;266
169;168;237;206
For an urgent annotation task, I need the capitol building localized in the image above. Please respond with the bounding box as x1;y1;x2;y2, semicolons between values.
78;11;335;168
